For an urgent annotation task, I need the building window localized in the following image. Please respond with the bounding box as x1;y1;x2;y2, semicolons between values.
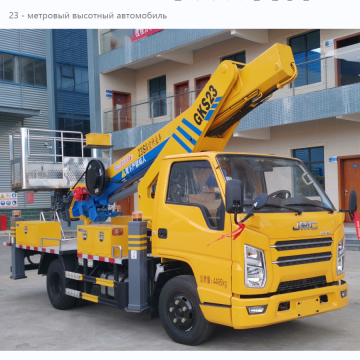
56;64;89;94
20;57;47;87
75;67;89;93
289;30;321;88
335;34;360;87
58;117;91;158
0;52;46;87
222;51;246;69
59;64;74;91
293;146;325;190
166;160;225;230
0;53;15;83
149;75;166;118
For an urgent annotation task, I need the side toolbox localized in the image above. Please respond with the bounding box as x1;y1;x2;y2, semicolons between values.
16;221;61;247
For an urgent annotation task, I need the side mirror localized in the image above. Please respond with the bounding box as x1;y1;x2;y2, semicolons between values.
349;189;358;220
225;179;244;214
253;193;269;210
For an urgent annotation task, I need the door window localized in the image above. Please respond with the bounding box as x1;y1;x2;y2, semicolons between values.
166;160;225;230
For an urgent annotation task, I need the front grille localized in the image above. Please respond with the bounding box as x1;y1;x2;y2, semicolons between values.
277;275;327;292
273;251;332;267
271;237;332;251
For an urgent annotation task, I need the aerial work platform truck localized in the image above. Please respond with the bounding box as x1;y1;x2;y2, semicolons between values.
4;43;355;345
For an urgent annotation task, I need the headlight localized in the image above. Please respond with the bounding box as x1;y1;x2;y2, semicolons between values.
247;305;268;315
337;238;345;275
244;245;267;288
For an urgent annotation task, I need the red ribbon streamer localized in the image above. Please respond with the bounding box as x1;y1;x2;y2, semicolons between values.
353;211;360;240
207;222;245;246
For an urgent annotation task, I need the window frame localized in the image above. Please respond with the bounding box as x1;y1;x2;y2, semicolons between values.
60;64;75;92
0;51;46;88
20;56;36;86
293;146;325;190
149;75;167;118
33;58;47;87
57;63;89;94
289;30;321;88
165;160;225;231
0;52;15;83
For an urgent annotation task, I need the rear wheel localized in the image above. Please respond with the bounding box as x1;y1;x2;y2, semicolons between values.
159;275;215;345
47;259;76;310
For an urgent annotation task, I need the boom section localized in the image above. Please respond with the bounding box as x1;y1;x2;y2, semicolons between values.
72;43;297;222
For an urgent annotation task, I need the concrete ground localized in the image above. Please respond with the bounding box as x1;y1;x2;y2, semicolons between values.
1;236;360;351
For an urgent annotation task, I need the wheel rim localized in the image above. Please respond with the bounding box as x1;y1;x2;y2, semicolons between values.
50;272;62;300
167;293;195;331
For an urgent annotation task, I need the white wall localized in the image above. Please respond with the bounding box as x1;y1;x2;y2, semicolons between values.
100;29;360;108
100;68;136;132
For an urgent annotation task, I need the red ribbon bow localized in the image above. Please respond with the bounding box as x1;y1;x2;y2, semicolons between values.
207;222;245;246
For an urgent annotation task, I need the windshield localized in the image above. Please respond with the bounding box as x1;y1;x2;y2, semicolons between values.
216;154;335;213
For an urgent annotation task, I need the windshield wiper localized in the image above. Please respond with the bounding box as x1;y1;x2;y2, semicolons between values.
263;203;301;215
244;203;301;215
286;203;334;213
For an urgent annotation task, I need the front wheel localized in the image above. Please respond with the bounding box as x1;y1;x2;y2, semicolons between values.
159;275;215;345
46;259;77;310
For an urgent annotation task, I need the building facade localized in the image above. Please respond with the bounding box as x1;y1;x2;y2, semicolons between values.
88;29;360;218
0;29;90;227
0;29;50;223
50;29;90;158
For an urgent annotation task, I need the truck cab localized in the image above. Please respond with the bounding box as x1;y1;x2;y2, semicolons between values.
153;152;348;339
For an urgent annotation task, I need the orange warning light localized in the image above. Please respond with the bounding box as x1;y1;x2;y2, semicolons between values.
12;210;21;217
132;211;143;222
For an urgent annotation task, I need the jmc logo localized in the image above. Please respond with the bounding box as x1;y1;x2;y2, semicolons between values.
292;221;318;231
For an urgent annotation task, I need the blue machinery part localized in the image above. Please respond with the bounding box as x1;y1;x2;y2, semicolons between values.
72;138;169;222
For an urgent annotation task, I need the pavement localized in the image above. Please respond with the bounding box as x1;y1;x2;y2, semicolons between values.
0;237;360;350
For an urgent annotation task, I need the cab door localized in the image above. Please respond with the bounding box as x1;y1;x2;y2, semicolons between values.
153;158;233;306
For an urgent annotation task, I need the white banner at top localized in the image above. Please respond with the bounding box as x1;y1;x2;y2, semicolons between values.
1;0;360;29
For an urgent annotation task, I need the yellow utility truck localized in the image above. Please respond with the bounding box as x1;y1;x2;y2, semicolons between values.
5;43;356;345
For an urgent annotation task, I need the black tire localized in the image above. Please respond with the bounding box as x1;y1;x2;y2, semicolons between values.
159;275;215;346
46;259;77;310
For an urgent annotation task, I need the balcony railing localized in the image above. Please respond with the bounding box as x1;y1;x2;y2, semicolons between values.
272;42;360;100
103;87;205;133
102;43;360;133
100;29;135;54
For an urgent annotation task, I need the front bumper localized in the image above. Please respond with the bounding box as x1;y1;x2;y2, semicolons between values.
231;280;348;329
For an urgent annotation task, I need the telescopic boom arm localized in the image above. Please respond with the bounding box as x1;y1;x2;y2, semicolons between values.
72;43;297;222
